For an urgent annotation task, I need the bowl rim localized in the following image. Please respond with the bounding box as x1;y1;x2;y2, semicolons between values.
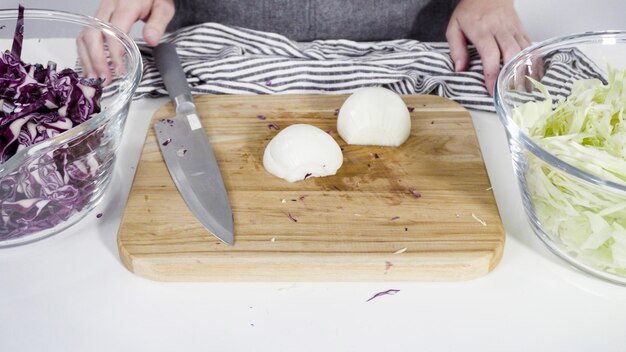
0;8;142;177
494;30;626;194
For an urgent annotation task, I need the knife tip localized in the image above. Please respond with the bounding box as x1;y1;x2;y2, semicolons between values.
217;228;234;245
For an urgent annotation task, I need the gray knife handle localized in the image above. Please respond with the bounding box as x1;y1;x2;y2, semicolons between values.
153;43;193;108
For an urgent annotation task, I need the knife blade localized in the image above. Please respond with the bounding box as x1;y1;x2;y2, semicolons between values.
153;43;234;245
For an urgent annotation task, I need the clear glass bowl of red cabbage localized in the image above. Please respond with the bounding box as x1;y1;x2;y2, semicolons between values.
0;8;142;247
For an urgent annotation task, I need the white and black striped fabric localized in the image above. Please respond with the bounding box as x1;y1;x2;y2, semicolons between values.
131;22;604;112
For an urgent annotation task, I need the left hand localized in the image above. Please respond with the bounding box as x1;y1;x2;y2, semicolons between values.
446;0;531;96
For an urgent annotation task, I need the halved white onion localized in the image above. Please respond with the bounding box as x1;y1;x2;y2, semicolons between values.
337;87;411;146
263;124;343;182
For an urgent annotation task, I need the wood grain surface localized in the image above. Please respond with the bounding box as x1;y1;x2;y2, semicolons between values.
117;94;504;281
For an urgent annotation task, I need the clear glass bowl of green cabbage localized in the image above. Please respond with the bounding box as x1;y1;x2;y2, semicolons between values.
495;31;626;285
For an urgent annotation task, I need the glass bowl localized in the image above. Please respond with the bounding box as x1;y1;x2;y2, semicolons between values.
495;31;626;285
0;8;142;247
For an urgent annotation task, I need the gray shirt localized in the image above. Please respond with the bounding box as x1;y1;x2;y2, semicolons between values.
168;0;460;41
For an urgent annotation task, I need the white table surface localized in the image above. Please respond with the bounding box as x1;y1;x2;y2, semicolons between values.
3;56;626;352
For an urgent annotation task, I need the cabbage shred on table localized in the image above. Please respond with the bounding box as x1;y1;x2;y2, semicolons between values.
514;67;626;274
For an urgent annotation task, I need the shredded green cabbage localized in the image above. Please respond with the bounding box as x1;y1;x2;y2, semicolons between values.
513;67;626;275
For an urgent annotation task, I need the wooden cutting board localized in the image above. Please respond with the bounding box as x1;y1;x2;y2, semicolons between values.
117;94;504;281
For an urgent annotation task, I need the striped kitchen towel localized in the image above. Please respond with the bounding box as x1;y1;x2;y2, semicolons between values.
131;22;605;112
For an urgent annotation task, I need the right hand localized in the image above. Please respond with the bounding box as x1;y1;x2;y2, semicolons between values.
446;0;530;96
78;0;175;81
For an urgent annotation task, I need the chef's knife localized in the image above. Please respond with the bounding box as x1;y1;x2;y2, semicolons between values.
153;43;234;245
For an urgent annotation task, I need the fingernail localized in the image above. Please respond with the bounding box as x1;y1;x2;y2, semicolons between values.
454;60;462;72
145;29;159;43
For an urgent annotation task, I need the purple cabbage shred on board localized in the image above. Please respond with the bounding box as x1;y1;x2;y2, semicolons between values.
0;5;104;241
408;187;422;199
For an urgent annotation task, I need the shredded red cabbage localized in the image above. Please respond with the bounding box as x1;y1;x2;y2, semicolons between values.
366;289;400;302
0;6;104;241
10;6;23;58
0;11;103;162
1;133;105;240
408;187;422;198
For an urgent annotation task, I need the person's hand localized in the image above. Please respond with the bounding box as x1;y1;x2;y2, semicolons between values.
94;0;175;46
78;0;175;81
446;0;530;96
